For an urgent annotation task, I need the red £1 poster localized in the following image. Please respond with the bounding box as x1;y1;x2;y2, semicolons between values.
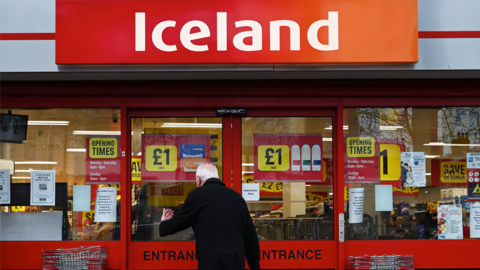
142;134;210;182
86;136;121;184
254;134;323;182
344;135;379;183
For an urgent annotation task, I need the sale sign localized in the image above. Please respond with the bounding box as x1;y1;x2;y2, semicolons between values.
431;159;467;187
132;157;142;182
56;0;418;64
86;136;121;184
344;135;379;183
142;134;210;182
467;153;480;201
254;134;323;182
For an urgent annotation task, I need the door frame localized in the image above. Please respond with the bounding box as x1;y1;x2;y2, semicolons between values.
126;107;341;269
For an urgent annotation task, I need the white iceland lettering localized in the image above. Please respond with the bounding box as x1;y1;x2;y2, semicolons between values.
307;11;339;51
136;11;339;52
135;12;145;51
180;20;210;52
152;21;177;52
233;20;262;51
270;20;300;51
217;12;227;51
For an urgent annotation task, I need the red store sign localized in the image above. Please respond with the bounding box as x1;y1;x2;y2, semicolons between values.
56;0;418;64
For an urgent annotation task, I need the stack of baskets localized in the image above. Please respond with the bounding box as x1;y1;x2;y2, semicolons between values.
42;245;108;270
348;254;414;270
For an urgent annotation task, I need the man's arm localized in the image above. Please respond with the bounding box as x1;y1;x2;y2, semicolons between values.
159;191;199;237
244;213;261;270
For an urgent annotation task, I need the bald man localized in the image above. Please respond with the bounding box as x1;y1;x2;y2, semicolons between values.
160;163;261;270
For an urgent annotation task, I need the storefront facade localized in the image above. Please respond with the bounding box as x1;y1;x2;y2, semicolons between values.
1;0;480;269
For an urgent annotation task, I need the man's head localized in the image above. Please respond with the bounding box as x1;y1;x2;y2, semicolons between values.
403;163;409;169
195;163;219;187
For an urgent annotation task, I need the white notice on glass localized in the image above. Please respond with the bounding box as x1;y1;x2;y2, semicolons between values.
73;185;91;212
437;205;463;239
242;183;260;201
94;187;117;222
375;185;393;212
0;169;11;204
401;152;426;187
30;170;56;206
470;203;480;238
349;188;365;224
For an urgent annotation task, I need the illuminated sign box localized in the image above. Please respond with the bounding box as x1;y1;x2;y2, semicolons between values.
56;0;418;64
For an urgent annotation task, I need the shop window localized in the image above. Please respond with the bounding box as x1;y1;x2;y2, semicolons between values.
242;117;334;241
343;107;479;240
130;117;223;241
0;108;121;241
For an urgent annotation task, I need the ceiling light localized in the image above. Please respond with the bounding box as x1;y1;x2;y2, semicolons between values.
323;138;332;141
425;155;440;158
12;176;31;179
426;173;431;176
424;142;480;147
242;171;254;174
161;123;222;128
329;193;333;195
242;163;254;166
325;125;348;130
15;161;57;165
305;184;311;186
73;131;121;135
28;121;70;126
379;126;404;130
15;170;31;173
66;148;86;152
325;125;404;130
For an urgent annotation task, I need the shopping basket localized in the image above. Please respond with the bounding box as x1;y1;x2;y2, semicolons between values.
42;245;108;270
348;254;414;270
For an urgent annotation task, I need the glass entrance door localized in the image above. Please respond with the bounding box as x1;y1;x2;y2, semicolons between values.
128;112;337;269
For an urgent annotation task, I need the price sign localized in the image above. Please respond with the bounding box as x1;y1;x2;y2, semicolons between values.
306;192;326;206
11;206;26;212
254;134;323;182
257;145;290;171
132;157;142;181
380;144;402;181
145;145;178;172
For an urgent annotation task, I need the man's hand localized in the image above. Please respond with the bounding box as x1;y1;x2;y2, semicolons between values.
161;208;174;222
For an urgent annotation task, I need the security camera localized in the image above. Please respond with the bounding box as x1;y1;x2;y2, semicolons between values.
112;112;118;124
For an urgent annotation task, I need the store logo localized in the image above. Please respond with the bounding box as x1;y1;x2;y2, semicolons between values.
135;12;338;52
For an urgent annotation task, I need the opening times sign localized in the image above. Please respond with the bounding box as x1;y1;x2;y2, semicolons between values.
254;134;324;182
142;134;210;182
344;135;379;183
86;136;121;184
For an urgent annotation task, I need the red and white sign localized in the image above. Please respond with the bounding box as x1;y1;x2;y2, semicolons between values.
344;135;379;183
254;134;323;182
86;136;121;184
141;134;210;182
467;153;480;201
56;0;418;64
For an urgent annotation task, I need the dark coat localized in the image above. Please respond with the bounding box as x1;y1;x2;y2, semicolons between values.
160;178;261;270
